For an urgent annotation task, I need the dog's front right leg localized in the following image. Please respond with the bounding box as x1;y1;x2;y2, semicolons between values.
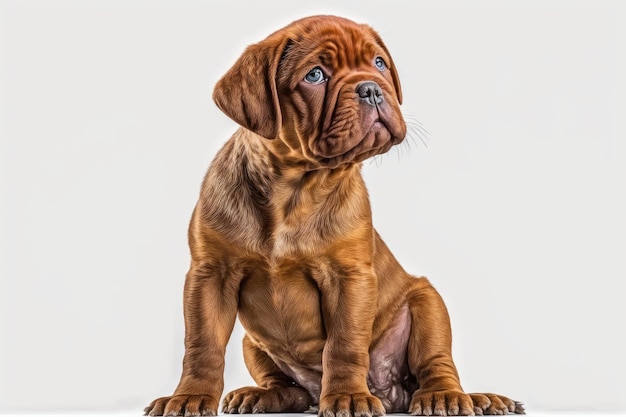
145;257;241;417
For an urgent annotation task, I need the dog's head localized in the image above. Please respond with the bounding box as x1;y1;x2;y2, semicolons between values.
213;15;406;169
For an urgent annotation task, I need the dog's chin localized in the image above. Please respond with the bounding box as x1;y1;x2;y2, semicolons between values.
308;124;405;170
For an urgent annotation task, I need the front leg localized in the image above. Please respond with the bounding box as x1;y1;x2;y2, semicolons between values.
317;258;385;417
145;255;242;416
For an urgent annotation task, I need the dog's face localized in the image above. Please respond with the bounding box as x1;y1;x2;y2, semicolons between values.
213;15;406;169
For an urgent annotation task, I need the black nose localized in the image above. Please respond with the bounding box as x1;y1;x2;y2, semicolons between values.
356;81;384;106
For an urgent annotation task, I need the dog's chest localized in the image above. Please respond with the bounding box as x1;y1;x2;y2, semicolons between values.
237;261;326;364
266;191;361;259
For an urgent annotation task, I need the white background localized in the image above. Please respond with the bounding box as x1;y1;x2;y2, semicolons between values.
1;0;625;414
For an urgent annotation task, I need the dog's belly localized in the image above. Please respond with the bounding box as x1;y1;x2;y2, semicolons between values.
367;303;414;412
238;267;413;412
237;264;326;379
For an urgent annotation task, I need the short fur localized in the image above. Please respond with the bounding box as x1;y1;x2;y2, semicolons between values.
145;15;524;417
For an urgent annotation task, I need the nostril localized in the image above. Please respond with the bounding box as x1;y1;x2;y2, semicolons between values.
356;81;384;106
358;85;371;98
356;81;378;97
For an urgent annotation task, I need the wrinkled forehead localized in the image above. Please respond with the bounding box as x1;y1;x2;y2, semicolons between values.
278;21;383;74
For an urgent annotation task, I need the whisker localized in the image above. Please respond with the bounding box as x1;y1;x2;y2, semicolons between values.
404;119;431;141
404;114;431;132
407;120;430;149
404;114;431;150
366;114;431;168
406;120;430;133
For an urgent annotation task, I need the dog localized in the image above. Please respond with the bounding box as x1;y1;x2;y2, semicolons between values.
145;15;524;417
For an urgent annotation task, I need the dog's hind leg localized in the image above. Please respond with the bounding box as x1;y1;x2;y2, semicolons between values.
405;277;524;415
404;276;474;415
222;334;313;413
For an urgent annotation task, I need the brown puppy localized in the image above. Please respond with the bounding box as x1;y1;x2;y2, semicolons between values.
145;15;524;417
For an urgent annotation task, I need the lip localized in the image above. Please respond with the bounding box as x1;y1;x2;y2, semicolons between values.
314;126;394;169
311;138;394;170
313;104;406;166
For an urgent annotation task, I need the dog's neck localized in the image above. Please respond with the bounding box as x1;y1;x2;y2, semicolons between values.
245;129;367;210
201;128;373;257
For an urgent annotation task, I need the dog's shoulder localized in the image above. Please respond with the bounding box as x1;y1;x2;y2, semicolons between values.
195;128;274;251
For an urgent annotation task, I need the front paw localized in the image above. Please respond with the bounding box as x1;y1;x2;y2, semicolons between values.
319;392;385;417
468;393;525;415
144;394;219;416
222;386;312;413
409;389;474;416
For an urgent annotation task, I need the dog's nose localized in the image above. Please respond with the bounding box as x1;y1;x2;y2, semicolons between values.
356;81;384;106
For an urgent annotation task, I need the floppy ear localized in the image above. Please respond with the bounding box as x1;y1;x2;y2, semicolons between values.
371;31;403;105
212;36;288;139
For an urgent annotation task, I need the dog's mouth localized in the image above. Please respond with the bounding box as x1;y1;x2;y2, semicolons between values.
298;77;407;170
311;118;405;169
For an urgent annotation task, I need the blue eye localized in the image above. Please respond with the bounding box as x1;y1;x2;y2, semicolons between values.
375;57;386;71
304;67;326;84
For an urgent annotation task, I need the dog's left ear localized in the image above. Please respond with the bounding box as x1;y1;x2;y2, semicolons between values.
370;31;403;105
213;36;288;139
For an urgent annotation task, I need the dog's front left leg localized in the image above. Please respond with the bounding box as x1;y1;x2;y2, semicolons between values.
145;256;241;417
317;258;385;417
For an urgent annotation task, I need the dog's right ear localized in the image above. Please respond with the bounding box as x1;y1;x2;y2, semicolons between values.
213;36;289;140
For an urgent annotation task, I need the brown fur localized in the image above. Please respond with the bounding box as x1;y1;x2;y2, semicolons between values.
144;15;524;417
